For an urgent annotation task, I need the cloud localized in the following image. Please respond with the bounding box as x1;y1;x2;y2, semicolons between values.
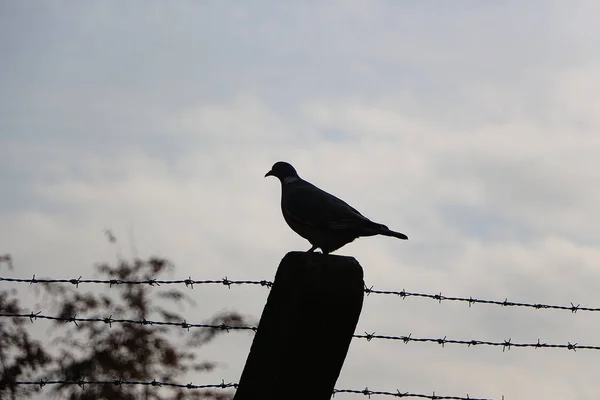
3;2;600;399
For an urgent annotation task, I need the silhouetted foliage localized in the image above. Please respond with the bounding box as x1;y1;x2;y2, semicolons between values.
0;255;52;400
0;240;245;399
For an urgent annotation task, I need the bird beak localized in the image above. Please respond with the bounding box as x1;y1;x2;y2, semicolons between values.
264;170;273;178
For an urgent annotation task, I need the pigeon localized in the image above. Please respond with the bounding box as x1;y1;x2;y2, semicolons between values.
265;161;408;254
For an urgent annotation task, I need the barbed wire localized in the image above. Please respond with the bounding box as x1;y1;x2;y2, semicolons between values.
0;311;594;352
5;378;498;400
0;273;597;314
0;275;274;288
0;311;256;332
6;379;237;391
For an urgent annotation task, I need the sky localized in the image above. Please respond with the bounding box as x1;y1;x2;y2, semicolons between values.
2;1;600;399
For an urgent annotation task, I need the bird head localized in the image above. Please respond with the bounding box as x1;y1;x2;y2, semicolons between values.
265;161;299;182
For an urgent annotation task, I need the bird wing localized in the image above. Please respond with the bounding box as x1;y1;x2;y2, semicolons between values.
282;180;375;231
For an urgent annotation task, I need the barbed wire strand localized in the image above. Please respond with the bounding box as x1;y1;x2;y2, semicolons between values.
0;311;591;352
0;275;274;288
0;274;595;314
5;379;499;400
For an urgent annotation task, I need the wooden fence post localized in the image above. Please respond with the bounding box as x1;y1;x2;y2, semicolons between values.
234;251;364;400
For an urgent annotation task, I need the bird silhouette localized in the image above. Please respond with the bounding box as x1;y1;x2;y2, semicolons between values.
265;161;408;254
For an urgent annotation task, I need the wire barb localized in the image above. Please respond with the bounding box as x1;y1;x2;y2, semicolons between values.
69;276;82;287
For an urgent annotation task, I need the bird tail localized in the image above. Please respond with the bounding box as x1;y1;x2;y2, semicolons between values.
378;224;408;240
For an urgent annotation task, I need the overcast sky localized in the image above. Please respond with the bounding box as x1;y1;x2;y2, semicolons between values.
2;1;600;399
